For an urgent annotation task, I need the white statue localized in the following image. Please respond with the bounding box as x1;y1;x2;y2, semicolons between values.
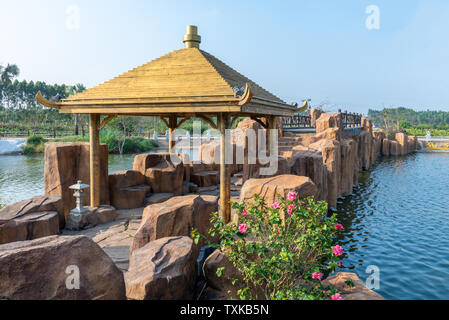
426;131;431;142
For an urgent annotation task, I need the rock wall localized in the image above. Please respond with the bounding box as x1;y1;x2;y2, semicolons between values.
44;142;109;222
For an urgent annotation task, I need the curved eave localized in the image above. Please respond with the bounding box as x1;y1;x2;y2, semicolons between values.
35;83;295;116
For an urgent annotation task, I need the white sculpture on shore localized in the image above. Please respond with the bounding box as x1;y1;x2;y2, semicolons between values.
426;131;431;142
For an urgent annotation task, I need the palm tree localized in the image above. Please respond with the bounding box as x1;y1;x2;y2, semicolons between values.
0;64;20;85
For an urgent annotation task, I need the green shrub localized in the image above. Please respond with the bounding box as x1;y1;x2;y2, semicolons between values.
27;135;46;146
192;194;345;300
22;145;36;155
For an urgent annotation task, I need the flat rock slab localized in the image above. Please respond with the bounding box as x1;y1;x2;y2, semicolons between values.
62;207;144;272
65;205;117;231
322;272;384;300
0;235;126;300
144;193;174;206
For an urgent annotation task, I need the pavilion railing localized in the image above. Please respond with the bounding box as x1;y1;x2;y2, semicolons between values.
282;109;363;130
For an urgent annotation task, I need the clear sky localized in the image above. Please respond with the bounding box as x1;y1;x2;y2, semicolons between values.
1;0;449;113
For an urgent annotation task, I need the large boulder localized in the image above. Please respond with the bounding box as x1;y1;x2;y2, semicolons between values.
310;108;323;128
0;195;63;244
125;236;196;300
133;153;184;196
407;136;418;152
390;140;401;156
288;147;328;202
130;195;218;254
203;249;244;300
395;132;409;155
44;142;109;221
240;175;318;205
309;139;341;209
316;113;343;141
322;272;384;300
339;139;358;197
358;130;373;171
191;171;219;187
0;235;126;300
382;139;391;156
300;128;341;147
109;170;150;209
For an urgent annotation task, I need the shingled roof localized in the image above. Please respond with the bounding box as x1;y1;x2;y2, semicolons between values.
36;26;296;116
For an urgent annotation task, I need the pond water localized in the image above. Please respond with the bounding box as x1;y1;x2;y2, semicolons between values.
336;152;449;300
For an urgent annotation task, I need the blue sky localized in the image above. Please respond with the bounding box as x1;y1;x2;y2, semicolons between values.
1;0;449;113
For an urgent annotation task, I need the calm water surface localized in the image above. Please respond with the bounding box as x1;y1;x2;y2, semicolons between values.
1;151;448;300
336;152;449;300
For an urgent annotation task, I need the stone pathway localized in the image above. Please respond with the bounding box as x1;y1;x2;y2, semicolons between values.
62;207;144;272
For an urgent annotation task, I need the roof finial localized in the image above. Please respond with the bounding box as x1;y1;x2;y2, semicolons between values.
183;25;201;49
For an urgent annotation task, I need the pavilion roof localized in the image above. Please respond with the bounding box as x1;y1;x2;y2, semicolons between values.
36;28;297;117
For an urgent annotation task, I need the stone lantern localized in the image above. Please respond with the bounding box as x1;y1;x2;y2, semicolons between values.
66;180;90;230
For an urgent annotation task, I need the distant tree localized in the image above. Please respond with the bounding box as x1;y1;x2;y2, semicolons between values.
0;64;20;85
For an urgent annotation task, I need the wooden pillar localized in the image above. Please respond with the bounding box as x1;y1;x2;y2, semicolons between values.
218;113;231;223
168;116;176;153
267;115;277;156
89;114;101;208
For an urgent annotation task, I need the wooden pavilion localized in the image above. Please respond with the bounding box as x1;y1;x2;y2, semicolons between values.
36;25;296;222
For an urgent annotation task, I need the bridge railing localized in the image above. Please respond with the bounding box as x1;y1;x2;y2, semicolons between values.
283;109;363;130
339;110;363;128
282;114;312;129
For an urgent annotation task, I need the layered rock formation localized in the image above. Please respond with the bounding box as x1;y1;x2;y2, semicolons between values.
0;235;126;300
0;195;63;244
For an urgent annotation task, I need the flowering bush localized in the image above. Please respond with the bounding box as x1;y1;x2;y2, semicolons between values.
192;192;345;300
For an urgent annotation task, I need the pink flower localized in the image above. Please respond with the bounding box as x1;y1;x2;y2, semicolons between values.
318;221;322;225
287;191;297;201
295;247;299;252
287;205;294;215
334;224;344;231
333;245;343;256
272;202;280;209
242;210;247;217
338;262;343;267
238;223;247;234
331;293;343;300
312;272;323;281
